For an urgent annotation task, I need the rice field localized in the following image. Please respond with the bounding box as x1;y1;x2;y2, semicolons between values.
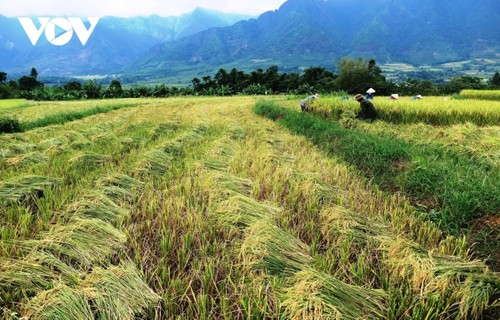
0;96;499;319
0;99;28;110
460;90;500;101
311;95;500;126
0;98;149;122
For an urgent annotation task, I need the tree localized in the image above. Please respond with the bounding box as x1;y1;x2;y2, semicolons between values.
0;72;7;84
18;75;42;91
440;76;485;94
9;80;18;89
83;80;102;99
490;72;500;87
301;67;337;93
262;66;280;92
336;57;371;93
30;67;38;79
63;81;82;92
107;79;123;98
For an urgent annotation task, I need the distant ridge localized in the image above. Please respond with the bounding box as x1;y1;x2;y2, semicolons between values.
130;0;499;78
0;9;251;76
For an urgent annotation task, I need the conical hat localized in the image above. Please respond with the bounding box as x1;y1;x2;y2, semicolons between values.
366;88;376;94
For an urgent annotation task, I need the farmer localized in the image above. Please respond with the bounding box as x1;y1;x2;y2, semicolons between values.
366;88;376;100
300;93;320;112
355;93;377;122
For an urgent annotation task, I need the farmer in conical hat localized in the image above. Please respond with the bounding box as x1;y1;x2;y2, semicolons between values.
300;93;320;112
366;88;376;100
355;93;377;122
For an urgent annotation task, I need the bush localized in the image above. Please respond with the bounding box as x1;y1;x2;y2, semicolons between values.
0;116;23;133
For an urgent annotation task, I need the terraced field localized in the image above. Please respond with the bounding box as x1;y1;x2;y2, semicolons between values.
1;96;498;319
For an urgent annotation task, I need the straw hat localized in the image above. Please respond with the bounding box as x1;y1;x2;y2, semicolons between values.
355;94;364;101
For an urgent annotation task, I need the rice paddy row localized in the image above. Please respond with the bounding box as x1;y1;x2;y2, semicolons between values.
1;96;498;319
1;99;220;318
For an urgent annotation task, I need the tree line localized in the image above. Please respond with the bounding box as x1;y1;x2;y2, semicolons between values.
1;58;499;101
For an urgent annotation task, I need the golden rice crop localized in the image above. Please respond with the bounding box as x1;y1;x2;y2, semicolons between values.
460;89;500;100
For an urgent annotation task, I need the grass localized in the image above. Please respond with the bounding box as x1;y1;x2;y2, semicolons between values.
1;96;498;319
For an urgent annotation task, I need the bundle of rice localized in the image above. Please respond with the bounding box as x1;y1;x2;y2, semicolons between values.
215;195;278;229
161;140;184;156
66;192;129;222
209;172;253;197
31;218;126;270
281;269;387;320
95;174;144;201
6;152;49;168
133;150;172;176
69;152;112;169
0;175;58;203
81;262;160;320
0;252;79;297
151;122;180;140
241;221;312;277
22;285;94;320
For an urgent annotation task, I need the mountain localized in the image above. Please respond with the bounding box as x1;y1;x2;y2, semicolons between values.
0;8;251;76
131;0;500;78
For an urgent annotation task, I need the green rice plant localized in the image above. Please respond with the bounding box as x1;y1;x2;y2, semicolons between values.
0;175;58;203
69;152;112;169
460;90;500;101
281;269;387;320
29;218;126;270
81;262;160;320
22;285;94;320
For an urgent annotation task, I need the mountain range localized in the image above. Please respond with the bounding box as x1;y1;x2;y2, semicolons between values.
0;0;499;80
132;0;499;79
0;8;250;76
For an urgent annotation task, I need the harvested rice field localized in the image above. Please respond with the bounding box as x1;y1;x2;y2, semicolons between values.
0;96;499;319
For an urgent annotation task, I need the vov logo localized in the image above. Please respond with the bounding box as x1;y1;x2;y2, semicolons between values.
18;17;100;46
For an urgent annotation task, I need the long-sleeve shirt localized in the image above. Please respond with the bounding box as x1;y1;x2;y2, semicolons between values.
358;99;377;120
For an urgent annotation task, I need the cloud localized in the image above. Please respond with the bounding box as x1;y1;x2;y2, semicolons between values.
0;0;287;17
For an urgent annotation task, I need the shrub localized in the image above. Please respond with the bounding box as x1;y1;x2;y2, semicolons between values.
0;116;23;133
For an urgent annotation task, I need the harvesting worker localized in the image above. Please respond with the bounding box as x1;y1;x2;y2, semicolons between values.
300;93;320;112
354;93;378;122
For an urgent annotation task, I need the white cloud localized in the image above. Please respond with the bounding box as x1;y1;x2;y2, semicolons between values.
0;0;287;17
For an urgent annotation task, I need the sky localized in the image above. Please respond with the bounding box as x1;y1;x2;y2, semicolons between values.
0;0;288;17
